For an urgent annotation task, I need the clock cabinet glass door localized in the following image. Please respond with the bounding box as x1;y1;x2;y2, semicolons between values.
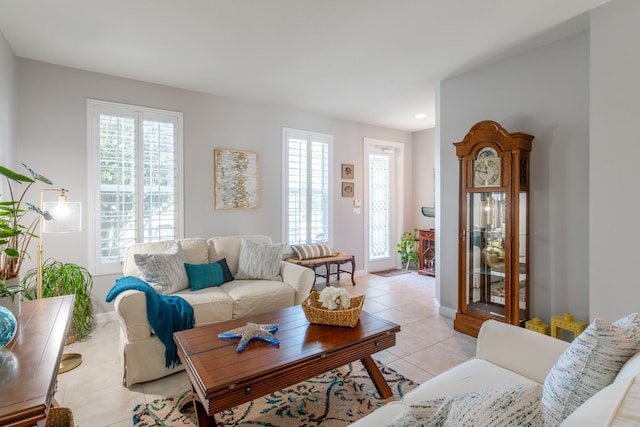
464;191;527;322
465;191;507;319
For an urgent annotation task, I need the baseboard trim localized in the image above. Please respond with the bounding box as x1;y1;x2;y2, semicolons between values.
436;300;457;319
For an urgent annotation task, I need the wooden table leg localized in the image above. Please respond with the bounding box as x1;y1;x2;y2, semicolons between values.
360;355;393;399
349;256;356;286
193;392;216;427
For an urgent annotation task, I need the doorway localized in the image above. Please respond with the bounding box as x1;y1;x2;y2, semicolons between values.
363;138;404;273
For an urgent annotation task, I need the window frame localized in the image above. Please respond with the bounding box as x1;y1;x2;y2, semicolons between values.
87;99;184;276
282;127;334;246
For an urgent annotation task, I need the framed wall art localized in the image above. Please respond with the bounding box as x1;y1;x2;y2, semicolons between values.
342;181;354;198
341;163;354;179
214;148;259;209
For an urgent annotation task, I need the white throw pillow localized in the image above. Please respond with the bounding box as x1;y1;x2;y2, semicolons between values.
542;313;640;427
387;384;543;427
134;242;189;294
608;375;640;427
235;237;285;281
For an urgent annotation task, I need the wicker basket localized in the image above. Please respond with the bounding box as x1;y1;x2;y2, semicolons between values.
45;407;74;427
302;291;365;328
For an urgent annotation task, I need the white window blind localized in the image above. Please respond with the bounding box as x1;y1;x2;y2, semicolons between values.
283;128;332;245
87;100;183;275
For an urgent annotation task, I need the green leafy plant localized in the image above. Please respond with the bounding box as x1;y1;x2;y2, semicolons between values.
22;258;94;341
0;164;53;281
397;227;419;269
0;279;21;301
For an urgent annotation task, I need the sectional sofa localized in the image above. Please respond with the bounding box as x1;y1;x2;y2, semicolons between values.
352;318;640;426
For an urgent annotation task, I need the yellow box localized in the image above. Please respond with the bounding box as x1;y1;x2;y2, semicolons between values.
525;317;549;335
551;313;588;341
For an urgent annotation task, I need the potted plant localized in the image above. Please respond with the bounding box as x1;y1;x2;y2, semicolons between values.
0;164;53;281
0;279;22;316
22;258;94;342
397;227;419;270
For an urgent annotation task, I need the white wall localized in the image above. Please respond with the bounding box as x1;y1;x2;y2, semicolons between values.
590;0;640;320
438;31;590;323
412;128;436;232
13;59;412;317
0;30;16;174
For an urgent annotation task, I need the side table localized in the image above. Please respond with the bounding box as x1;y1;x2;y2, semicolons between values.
551;313;588;341
0;295;74;426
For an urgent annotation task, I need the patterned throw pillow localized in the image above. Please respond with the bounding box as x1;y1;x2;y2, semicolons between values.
185;258;235;291
387;384;543;427
542;313;640;427
235;237;286;281
291;243;335;260
134;242;189;295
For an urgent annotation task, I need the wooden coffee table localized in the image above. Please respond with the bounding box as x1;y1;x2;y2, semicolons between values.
173;305;400;427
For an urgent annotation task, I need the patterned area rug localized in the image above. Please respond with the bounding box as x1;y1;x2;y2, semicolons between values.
371;268;412;277
132;360;418;426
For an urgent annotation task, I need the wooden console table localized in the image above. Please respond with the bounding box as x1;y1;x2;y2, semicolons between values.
0;296;74;427
418;229;436;276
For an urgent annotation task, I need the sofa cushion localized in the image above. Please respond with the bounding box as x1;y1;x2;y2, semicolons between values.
208;235;272;275
402;358;539;406
543;313;640;427
388;384;543;427
173;287;234;326
185;259;234;291
235;237;286;280
291;243;335;260
616;351;640;383
123;238;209;278
220;279;295;319
609;375;640;426
133;242;189;295
560;375;637;427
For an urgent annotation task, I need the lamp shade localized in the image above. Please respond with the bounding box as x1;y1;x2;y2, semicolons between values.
42;200;82;233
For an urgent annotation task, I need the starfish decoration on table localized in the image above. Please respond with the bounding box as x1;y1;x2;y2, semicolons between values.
218;322;280;352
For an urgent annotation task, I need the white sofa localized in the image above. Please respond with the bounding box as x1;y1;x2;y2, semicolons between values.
112;235;315;387
352;320;640;426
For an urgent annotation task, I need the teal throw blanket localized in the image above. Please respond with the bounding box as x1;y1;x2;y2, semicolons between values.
106;276;195;368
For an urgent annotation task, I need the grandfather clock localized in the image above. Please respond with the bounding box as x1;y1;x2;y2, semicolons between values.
453;120;534;337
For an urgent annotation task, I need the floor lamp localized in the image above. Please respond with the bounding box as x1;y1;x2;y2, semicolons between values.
38;188;82;372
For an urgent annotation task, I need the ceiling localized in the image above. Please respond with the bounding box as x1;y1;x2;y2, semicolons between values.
0;0;609;132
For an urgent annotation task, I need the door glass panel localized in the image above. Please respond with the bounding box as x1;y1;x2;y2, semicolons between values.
369;153;390;260
466;192;506;319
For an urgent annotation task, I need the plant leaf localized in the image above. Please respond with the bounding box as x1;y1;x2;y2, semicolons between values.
21;163;53;185
0;165;35;183
4;248;19;258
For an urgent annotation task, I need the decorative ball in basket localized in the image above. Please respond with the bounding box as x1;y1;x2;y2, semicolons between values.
302;288;364;328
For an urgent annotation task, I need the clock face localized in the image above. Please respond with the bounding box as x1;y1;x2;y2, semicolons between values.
473;148;501;187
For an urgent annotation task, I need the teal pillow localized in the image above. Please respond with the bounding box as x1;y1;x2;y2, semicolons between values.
185;259;234;291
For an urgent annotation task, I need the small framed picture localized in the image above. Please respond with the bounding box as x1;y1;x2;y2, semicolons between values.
342;182;354;198
341;163;354;180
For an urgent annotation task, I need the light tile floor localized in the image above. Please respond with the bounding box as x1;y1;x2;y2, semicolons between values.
56;271;477;426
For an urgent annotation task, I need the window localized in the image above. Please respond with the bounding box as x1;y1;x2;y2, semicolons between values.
283;128;332;245
87;99;183;275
